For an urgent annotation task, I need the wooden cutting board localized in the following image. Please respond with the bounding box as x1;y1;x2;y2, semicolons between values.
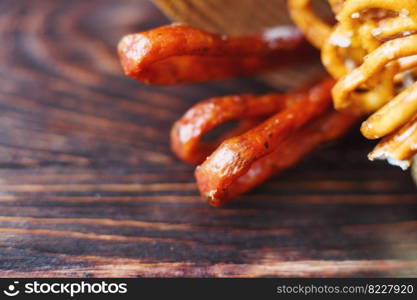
0;0;416;277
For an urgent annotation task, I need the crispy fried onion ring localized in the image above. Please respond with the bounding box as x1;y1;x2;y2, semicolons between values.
117;24;314;85
289;0;417;169
172;78;355;206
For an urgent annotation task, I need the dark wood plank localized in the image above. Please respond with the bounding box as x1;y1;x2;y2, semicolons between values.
0;0;416;277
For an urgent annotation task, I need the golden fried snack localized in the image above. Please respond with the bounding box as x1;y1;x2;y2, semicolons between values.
289;0;417;169
339;0;417;40
194;78;336;205
199;110;356;206
288;0;332;49
332;33;417;112
369;114;417;169
330;1;417;168
361;82;417;140
118;24;313;85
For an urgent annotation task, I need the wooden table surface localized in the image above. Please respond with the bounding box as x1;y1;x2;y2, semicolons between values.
1;0;417;277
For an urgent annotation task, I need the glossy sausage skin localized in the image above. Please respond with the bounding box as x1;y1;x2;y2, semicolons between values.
171;92;299;164
118;24;315;85
204;110;357;206
193;78;355;206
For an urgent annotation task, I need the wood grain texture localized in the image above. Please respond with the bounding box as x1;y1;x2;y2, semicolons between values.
0;0;416;277
154;0;294;35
